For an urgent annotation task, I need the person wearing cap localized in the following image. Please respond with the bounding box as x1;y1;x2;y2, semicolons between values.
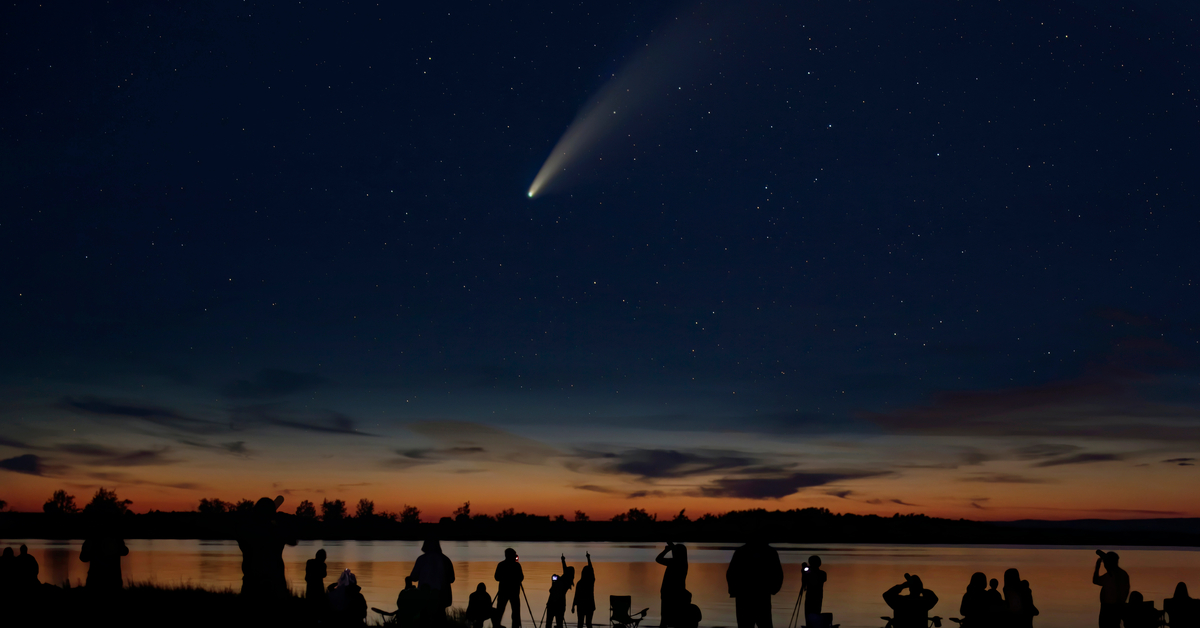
1093;551;1130;628
494;548;524;628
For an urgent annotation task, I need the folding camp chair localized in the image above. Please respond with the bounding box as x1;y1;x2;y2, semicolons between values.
610;595;649;628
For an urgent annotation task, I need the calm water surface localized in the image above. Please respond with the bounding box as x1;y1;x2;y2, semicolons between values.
5;540;1199;628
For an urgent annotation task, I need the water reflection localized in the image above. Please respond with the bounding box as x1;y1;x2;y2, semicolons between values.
0;540;1196;628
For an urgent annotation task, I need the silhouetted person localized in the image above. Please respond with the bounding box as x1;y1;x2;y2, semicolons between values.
1165;582;1198;628
1093;550;1129;628
0;547;14;591
306;548;329;612
409;538;455;627
1123;591;1158;628
80;522;129;591
883;574;938;628
726;537;784;628
468;583;495;628
800;555;827;628
548;554;575;628
395;577;426;628
237;495;297;600
573;553;596;628
959;572;995;628
328;568;367;626
494;547;524;628
1002;569;1037;628
14;544;39;591
657;542;689;627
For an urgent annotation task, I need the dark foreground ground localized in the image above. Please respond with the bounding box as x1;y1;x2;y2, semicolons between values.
1;581;454;628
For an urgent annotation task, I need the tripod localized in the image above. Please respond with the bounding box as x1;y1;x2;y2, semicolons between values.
521;582;541;628
787;588;806;628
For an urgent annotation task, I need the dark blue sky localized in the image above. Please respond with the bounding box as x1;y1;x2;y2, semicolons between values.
1;0;1198;518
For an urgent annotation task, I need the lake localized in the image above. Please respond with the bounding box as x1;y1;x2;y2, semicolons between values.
3;539;1198;627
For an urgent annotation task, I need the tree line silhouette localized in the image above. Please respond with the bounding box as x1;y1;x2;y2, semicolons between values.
3;488;1200;547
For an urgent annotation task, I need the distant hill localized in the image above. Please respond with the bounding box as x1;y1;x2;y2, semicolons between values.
4;507;1200;545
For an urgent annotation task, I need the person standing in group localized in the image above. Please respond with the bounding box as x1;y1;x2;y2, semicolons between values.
80;521;129;592
656;542;690;627
1093;550;1130;628
547;554;576;628
800;555;827;628
958;572;995;628
494;548;524;628
410;538;456;627
573;552;596;628
306;548;329;612
726;536;784;628
237;496;298;600
1002;569;1038;628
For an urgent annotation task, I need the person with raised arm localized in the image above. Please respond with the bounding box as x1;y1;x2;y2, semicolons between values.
573;552;596;628
1093;550;1130;628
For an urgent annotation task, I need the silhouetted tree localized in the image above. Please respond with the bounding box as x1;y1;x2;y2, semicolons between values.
83;487;131;516
295;500;317;519
554;514;568;523
44;490;79;515
0;499;7;511
611;508;655;524
235;499;255;513
400;504;421;524
355;498;375;519
496;508;516;521
454;501;471;523
198;498;230;515
574;510;590;522
379;510;399;522
673;509;690;523
472;512;496;524
321;498;346;522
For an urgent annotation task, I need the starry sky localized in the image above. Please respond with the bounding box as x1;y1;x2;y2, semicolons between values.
2;0;1199;521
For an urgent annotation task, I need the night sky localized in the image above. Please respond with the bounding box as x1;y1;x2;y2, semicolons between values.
2;0;1198;520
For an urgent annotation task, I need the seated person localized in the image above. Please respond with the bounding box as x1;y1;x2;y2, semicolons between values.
1123;591;1159;628
467;583;494;628
883;574;939;628
1165;583;1199;628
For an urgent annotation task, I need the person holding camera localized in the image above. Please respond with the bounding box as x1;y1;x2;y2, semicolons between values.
800;555;827;628
657;542;690;627
883;574;939;628
547;553;576;628
1093;550;1129;628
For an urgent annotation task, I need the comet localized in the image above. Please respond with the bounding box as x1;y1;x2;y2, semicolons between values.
527;14;715;199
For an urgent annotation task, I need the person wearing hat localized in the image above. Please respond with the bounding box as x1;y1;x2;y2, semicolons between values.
1093;550;1130;628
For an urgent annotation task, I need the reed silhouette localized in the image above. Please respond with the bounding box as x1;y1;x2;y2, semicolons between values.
493;547;524;628
1093;550;1129;628
656;542;689;627
727;538;784;628
573;553;596;628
